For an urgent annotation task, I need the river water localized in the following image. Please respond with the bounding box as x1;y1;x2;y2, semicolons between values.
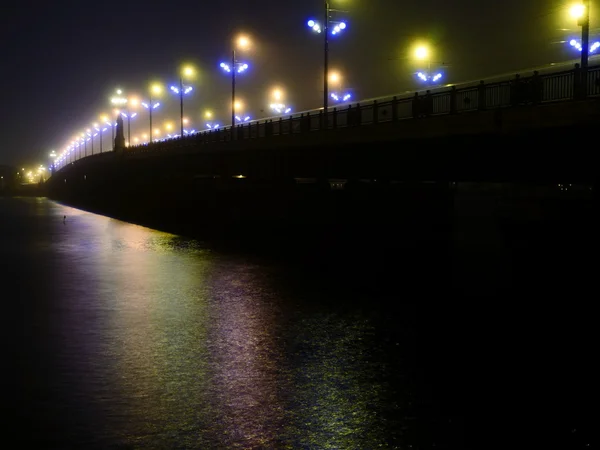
0;195;594;448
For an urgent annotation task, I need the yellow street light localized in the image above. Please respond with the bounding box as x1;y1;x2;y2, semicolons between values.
272;88;283;101
414;45;430;60
570;4;585;18
128;96;140;108
237;35;251;50
228;34;253;129
150;83;162;95
181;64;195;79
412;42;434;72
234;100;244;111
329;71;342;84
165;122;174;131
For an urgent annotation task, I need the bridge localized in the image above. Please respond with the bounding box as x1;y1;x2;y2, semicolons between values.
47;63;599;240
52;61;600;179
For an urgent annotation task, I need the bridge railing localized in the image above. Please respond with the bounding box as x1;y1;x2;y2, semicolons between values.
55;64;600;166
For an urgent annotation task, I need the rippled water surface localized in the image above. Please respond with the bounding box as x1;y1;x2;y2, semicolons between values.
1;197;465;449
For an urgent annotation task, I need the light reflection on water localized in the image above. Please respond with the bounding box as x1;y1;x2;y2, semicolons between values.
1;198;417;449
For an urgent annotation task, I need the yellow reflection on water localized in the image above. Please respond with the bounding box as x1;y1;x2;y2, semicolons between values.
44;201;392;447
90;220;214;447
286;315;385;449
206;264;286;448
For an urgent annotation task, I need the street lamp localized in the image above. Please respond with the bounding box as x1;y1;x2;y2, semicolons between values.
330;92;352;102
100;114;118;150
141;83;162;143
306;2;349;114
327;71;352;103
120;112;137;146
412;42;444;84
416;71;443;84
170;65;195;138
232;100;251;123
570;2;592;70
203;111;220;129
269;88;292;114
94;123;108;153
221;35;251;132
86;128;97;155
569;38;600;53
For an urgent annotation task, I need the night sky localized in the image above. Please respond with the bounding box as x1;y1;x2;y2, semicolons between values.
0;0;590;166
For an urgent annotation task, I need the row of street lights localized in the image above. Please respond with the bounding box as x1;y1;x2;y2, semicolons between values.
54;6;352;166
53;1;595;169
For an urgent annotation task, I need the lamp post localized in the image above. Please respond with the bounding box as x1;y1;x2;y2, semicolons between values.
269;88;293;114
326;71;353;103
570;1;591;97
412;43;445;85
570;1;591;70
94;123;108;153
101;114;117;150
142;84;162;142
324;2;329;114
120;112;137;146
221;35;251;132
307;3;348;115
170;66;194;138
86;129;95;155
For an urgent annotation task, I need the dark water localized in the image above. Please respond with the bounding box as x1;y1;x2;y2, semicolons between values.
0;194;594;448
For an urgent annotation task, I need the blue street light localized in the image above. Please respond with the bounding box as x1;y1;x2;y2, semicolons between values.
330;92;352;102
270;103;292;114
170;68;194;137
306;3;349;114
170;85;193;95
307;19;347;35
416;71;443;84
104;120;117;150
120;112;137;146
569;38;600;53
94;125;108;153
141;101;160;143
206;123;221;129
235;115;251;122
220;55;250;128
220;62;249;73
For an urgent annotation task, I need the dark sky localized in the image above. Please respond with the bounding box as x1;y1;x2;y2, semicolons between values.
0;0;590;166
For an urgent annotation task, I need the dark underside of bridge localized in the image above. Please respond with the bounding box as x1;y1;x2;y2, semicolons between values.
47;102;598;255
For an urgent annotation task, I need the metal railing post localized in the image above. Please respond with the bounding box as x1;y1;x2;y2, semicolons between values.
373;100;379;123
450;86;457;114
